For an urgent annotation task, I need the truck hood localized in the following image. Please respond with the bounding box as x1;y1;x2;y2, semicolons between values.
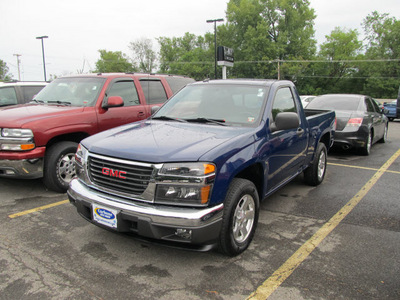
83;120;252;163
0;104;85;127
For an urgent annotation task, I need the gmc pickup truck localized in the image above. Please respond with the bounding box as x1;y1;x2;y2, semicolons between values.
0;73;194;192
68;79;336;256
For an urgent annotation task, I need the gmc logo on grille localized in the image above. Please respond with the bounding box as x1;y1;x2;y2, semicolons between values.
102;167;127;179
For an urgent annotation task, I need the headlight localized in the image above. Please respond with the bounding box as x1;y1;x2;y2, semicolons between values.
0;128;35;151
2;128;33;138
155;162;216;206
75;143;88;166
159;162;215;176
75;144;89;181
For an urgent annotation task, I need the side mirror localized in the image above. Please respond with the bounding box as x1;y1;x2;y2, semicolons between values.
151;105;160;115
104;96;124;108
271;112;300;132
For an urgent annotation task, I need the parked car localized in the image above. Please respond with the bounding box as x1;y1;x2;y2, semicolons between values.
300;95;316;107
306;94;388;155
383;100;398;121
68;79;335;255
0;81;47;107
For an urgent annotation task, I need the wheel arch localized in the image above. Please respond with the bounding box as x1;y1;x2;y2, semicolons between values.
234;163;264;202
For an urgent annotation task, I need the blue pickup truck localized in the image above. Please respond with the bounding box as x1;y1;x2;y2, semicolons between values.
68;79;335;256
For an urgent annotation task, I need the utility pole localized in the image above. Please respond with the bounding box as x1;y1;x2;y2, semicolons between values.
36;35;48;81
13;54;22;81
206;18;224;79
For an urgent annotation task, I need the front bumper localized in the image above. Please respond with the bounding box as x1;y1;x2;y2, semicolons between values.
68;179;224;247
0;147;46;179
0;158;44;179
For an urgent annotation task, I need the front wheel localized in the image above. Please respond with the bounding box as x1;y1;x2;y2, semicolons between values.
219;178;259;256
43;141;78;193
304;143;327;186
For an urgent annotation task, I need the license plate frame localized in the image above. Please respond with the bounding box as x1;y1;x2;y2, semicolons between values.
92;203;118;229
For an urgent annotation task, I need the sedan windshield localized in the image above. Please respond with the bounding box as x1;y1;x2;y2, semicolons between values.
153;84;268;127
307;95;361;111
33;77;105;107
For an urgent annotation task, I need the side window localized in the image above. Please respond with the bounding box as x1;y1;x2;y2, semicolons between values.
370;98;381;112
107;81;140;107
365;98;375;112
140;80;168;104
0;87;18;106
21;86;45;101
271;87;297;120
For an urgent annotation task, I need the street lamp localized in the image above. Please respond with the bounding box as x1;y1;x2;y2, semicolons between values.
36;35;48;81
206;18;224;79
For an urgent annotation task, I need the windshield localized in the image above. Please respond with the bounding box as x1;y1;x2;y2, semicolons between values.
307;95;361;111
33;77;105;107
153;84;268;127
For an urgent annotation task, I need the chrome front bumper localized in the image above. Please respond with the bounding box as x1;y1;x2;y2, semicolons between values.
0;158;43;179
68;179;224;245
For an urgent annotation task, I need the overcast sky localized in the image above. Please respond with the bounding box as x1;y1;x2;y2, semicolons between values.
1;0;400;81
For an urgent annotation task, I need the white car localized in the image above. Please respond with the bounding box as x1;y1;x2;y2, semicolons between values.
0;81;47;107
300;95;316;107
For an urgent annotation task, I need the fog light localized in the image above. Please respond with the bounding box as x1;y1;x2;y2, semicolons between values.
5;170;16;175
175;228;192;240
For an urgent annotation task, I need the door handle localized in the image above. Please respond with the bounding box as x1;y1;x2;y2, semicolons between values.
138;111;145;117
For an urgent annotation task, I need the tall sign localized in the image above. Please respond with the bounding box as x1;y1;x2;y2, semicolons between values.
217;46;234;79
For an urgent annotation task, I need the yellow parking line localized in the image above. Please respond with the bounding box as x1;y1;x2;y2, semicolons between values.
328;162;400;174
248;148;400;300
8;200;69;219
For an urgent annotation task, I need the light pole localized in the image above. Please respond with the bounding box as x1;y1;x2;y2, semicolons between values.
13;54;22;81
206;18;223;79
36;35;48;81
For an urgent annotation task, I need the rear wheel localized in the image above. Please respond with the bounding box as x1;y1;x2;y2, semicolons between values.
219;178;259;256
304;143;327;186
378;125;388;143
359;130;372;155
43;141;78;193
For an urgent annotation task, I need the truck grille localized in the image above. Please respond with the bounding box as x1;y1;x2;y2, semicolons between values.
88;154;153;195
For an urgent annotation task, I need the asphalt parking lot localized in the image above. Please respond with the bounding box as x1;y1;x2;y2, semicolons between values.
1;121;399;300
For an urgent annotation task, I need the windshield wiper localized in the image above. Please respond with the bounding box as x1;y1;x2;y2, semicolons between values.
47;100;72;106
151;116;187;123
185;117;226;126
30;99;44;104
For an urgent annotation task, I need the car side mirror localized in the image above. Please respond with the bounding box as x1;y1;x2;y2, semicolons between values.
271;112;300;132
104;96;124;108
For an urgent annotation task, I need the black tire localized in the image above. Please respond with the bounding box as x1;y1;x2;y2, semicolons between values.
304;143;327;186
359;130;372;156
43;141;78;193
378;125;388;143
219;178;259;256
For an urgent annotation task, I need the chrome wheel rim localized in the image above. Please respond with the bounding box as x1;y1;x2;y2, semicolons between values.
57;153;76;184
232;194;255;243
366;132;372;154
317;150;326;181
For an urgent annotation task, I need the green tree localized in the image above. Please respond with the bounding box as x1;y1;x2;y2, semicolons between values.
158;32;214;80
361;11;400;98
0;59;12;81
222;0;317;79
94;50;136;73
312;27;364;93
129;38;157;73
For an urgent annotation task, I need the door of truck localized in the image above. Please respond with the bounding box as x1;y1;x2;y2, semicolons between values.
265;86;308;193
96;78;148;132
